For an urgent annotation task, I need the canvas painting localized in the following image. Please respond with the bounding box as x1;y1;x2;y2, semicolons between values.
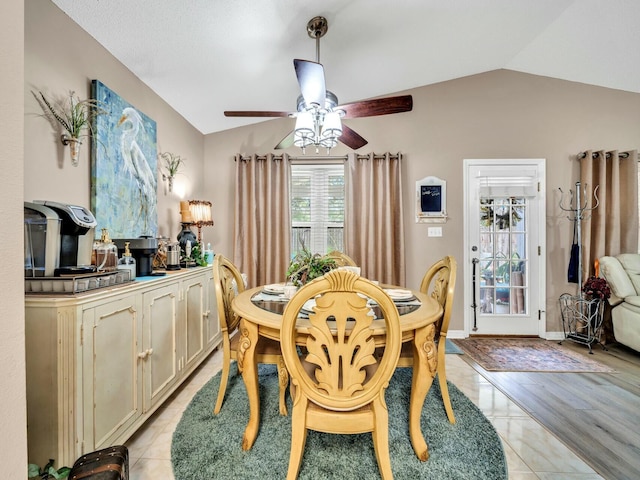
91;79;158;238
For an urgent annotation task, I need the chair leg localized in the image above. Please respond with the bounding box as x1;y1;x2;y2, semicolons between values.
277;357;289;416
213;346;232;415
286;400;308;480
371;398;393;480
437;344;455;424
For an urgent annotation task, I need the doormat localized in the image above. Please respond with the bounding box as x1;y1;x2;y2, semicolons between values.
452;338;616;372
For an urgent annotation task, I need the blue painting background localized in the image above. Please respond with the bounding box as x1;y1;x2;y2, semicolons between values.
91;79;158;239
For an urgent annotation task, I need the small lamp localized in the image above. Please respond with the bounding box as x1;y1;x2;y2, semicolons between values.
188;200;214;244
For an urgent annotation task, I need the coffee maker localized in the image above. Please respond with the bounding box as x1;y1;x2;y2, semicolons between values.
24;201;97;277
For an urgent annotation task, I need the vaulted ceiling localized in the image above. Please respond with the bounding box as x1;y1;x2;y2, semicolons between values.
50;0;640;135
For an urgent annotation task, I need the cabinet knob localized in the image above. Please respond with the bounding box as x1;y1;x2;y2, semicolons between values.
137;351;148;359
147;348;154;356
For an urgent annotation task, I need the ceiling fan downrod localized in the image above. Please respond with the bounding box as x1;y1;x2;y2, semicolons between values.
306;16;328;64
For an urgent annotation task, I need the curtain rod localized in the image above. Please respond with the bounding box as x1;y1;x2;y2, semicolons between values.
235;153;402;162
577;151;631;159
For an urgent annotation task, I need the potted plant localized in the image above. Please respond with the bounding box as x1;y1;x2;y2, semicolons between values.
35;90;106;167
28;459;70;479
159;151;185;193
286;246;338;287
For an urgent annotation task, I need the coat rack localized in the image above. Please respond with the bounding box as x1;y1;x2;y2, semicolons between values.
558;181;605;353
558;181;600;294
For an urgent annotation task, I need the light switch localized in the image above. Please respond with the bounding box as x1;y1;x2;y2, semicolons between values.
428;227;443;237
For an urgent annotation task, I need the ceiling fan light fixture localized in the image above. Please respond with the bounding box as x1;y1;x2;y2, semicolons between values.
321;111;342;138
224;15;412;153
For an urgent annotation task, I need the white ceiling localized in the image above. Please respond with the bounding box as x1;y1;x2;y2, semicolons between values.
50;0;640;135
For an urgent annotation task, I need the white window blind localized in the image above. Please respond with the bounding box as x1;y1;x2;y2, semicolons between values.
478;169;537;198
290;164;345;255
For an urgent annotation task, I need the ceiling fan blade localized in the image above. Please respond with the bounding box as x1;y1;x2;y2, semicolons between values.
339;125;368;150
275;130;295;150
294;59;326;107
224;110;291;118
338;95;413;118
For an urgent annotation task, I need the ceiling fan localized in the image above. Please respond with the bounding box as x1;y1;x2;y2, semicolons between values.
224;16;413;153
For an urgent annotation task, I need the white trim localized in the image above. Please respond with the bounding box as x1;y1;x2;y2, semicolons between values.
463;158;546;337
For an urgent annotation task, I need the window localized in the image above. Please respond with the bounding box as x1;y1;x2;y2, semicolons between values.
290;163;345;256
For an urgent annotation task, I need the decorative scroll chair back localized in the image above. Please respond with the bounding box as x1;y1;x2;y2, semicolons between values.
281;269;401;480
410;255;457;423
213;254;244;336
326;250;357;267
212;254;288;415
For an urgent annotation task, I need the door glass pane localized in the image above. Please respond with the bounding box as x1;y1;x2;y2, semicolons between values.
478;197;528;316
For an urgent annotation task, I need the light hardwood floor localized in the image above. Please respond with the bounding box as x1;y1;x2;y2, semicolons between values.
460;340;640;480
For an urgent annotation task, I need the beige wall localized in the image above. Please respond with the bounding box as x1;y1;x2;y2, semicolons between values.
204;70;640;334
1;0;28;477
25;0;206;241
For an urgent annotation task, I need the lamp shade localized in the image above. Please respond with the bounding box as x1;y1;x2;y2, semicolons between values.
322;111;342;137
188;200;214;227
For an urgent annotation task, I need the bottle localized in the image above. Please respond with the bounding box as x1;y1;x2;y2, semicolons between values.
117;241;137;280
94;228;118;272
205;242;214;265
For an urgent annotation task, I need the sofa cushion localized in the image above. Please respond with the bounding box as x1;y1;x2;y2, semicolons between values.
624;295;640;308
617;254;640;295
600;255;636;299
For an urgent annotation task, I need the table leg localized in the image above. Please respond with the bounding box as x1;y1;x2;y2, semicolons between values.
409;323;437;461
238;318;259;451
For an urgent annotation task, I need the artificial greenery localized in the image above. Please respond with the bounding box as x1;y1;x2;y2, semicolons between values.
181;241;208;267
286;246;338;287
35;90;106;141
28;459;70;480
159;152;185;178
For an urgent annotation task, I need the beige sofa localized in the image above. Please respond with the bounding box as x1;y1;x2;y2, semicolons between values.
598;253;640;353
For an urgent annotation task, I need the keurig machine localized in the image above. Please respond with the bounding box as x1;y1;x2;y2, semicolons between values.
24;201;97;277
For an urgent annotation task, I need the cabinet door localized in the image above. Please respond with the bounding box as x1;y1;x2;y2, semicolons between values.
183;275;205;371
204;268;221;349
142;284;179;411
82;295;142;452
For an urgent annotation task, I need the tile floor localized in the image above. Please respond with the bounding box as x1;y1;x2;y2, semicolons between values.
125;349;603;479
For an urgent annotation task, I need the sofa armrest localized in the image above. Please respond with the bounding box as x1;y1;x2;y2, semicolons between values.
600;256;636;300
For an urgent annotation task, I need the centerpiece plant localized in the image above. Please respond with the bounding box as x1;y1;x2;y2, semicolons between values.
286;246;338;287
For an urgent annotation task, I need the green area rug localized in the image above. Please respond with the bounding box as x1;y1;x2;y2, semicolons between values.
171;364;507;479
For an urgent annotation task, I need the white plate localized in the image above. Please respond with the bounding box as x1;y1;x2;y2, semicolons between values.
263;283;285;295
384;289;414;301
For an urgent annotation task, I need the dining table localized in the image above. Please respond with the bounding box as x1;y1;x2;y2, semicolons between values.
231;283;443;461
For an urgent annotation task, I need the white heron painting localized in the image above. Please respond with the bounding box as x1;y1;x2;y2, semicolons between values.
91;80;158;238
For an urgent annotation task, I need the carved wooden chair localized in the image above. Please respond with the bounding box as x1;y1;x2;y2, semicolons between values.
281;269;401;480
397;255;457;423
212;254;288;415
326;250;357;267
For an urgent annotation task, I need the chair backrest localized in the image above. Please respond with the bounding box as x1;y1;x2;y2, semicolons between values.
326;250;357;267
212;254;245;334
419;256;457;340
281;269;401;411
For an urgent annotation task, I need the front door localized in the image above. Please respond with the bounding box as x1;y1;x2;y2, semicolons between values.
464;159;546;336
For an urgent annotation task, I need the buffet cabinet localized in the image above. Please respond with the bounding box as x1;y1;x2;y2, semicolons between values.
25;267;220;467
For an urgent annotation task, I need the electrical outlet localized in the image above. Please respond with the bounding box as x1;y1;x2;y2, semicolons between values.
428;227;443;237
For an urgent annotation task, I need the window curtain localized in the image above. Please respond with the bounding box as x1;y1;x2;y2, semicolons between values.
579;150;638;280
345;152;405;286
234;153;291;286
